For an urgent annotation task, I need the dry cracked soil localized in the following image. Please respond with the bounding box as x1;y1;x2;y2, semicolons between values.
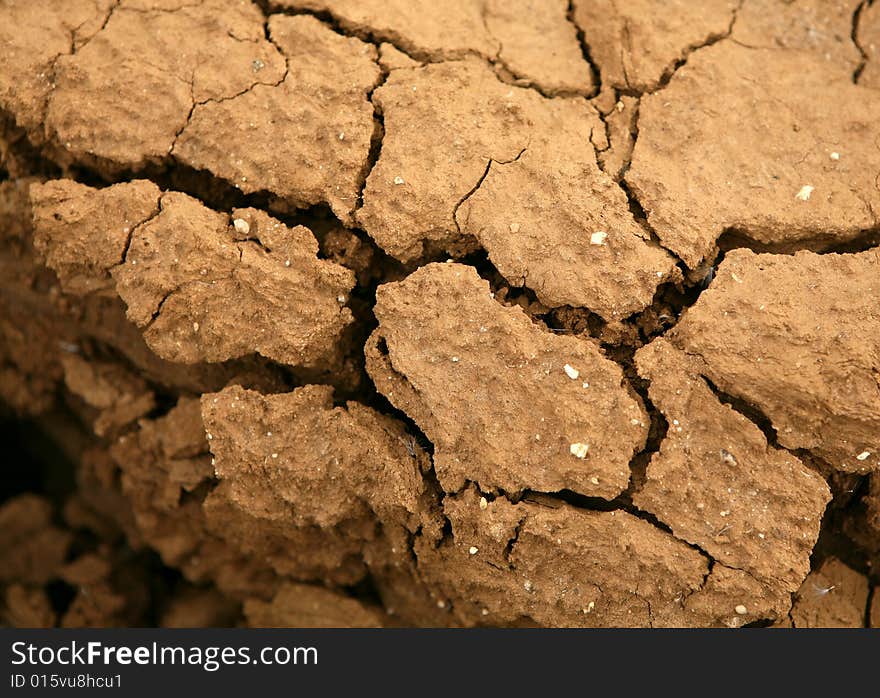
0;0;879;628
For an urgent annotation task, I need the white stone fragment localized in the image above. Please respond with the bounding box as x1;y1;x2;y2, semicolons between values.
570;442;589;459
795;185;814;201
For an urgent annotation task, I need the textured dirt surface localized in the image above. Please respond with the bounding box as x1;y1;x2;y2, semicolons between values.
367;263;646;499
669;250;880;472
244;583;383;628
735;0;864;79
357;58;677;320
273;0;594;95
572;0;739;92
633;339;830;595
174;15;380;223
1;0;879;628
790;557;870;628
417;487;711;628
31;179;356;374
628;41;880;269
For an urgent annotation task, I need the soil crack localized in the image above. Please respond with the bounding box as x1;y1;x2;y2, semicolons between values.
636;0;743;97
566;0;602;98
260;2;595;100
853;0;872;83
451;146;528;236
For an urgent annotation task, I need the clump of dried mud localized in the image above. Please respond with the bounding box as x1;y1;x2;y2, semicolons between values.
1;0;878;628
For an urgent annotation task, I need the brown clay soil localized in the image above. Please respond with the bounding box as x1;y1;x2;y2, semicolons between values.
0;0;879;628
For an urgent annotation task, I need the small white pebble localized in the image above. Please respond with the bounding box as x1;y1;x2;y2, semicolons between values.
481;608;489;616
479;496;488;510
509;222;520;233
469;546;479;555
338;132;345;140
523;580;533;592
590;477;599;485
436;600;446;609
233;218;250;234
795;185;814;201
192;322;199;332
271;453;278;459
582;381;590;389
284;259;291;267
590;230;608;246
564;364;580;379
394;176;405;185
570;442;589;459
206;433;213;440
856;451;871;461
337;295;346;303
735;604;748;615
830;151;840;160
720;510;730;517
451;356;460;363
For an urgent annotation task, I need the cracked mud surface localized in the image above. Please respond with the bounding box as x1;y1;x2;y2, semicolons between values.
1;0;878;628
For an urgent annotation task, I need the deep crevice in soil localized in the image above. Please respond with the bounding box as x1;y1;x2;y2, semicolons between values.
700;375;779;446
566;0;602;98
717;226;880;257
852;0;872;83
